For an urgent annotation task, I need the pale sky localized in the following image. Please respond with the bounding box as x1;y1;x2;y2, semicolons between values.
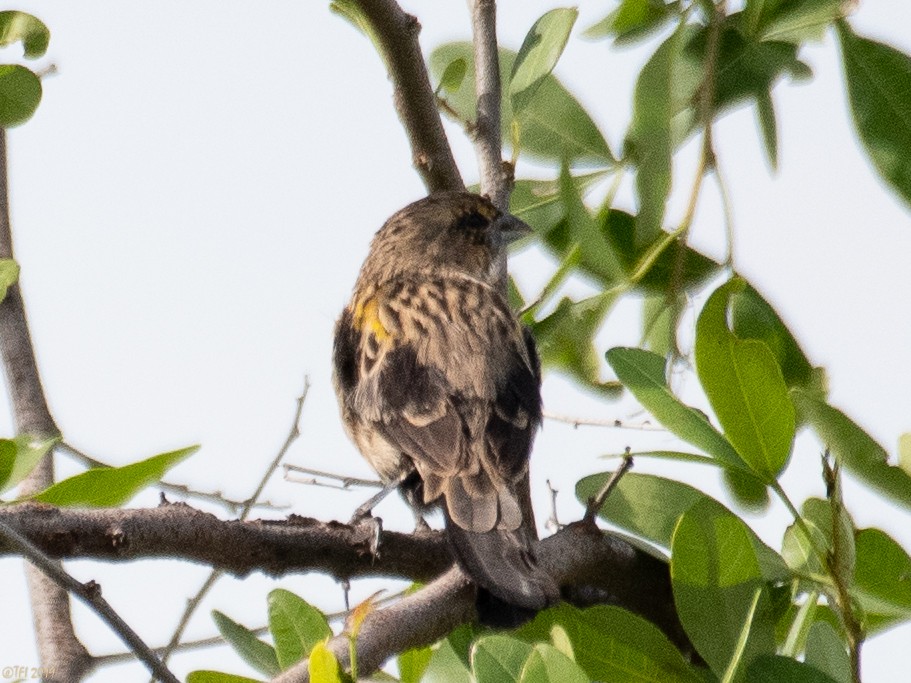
1;2;909;681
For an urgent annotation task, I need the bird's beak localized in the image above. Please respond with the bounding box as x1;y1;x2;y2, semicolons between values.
495;213;534;244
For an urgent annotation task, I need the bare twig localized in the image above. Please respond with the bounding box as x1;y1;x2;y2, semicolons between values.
543;411;666;431
348;0;463;192
0;517;179;683
283;464;383;489
157;379;311;671
666;0;725;311
583;451;634;525
0;128;90;681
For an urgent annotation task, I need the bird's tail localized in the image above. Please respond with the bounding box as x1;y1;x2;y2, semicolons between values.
444;515;559;626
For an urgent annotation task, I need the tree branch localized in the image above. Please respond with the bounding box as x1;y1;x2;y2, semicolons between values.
1;500;694;678
0;503;453;581
0;129;91;681
349;0;464;192
470;0;510;211
0;517;179;683
273;522;694;682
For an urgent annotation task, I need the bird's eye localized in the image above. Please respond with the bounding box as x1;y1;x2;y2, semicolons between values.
454;209;490;232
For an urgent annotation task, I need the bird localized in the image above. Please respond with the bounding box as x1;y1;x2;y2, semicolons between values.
332;190;559;625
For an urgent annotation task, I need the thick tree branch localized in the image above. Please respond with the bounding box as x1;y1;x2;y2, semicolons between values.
350;0;464;192
0;504;689;651
0;129;91;681
274;522;694;682
2;501;694;678
0;503;453;581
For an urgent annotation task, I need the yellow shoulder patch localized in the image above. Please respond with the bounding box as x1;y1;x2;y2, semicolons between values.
353;296;390;342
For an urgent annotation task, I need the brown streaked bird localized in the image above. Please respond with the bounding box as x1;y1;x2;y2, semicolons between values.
332;190;559;624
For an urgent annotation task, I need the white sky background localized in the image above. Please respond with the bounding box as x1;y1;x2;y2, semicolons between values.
1;1;909;681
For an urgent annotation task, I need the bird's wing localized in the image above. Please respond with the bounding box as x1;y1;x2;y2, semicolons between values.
345;276;541;533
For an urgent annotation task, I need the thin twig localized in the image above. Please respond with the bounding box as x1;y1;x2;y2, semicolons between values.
713;156;736;269
543;411;666;431
583;450;634;525
156;378;311;672
666;0;725;306
283;464;383;490
823;452;863;683
57;442;286;515
0;517;179;683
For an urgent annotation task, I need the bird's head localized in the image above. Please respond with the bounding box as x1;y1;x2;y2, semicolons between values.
363;191;532;285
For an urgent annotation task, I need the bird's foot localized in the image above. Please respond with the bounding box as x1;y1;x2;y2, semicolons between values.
350;511;383;559
412;513;431;533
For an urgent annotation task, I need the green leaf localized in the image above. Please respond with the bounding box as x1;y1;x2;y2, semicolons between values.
606;347;747;471
0;258;19;301
267;589;332;669
723;468;772;511
585;0;675;45
804;621;850;683
510;172;610;236
745;654;841;683
671;498;777;677
186;672;263;683
517;604;704;683
791;389;911;510
577;471;699;548
601;209;722;292
438;58;467;94
900;432;911;477
577;472;788;585
527;292;622;396
629;27;683;244
555;162;626;284
852;528;911;632
838;22;911;207
804;498;856;586
212;611;279;677
430;43;613;164
0;65;41;127
308;640;344;682
511;8;578;115
695;278;796;480
421;624;477;683
518;643;588;683
471;634;533;682
398;644;433;683
744;0;847;44
781;517;827;577
641;293;682;357
29;445;197;507
728;281;820;394
0;11;50;58
0;436;56;495
756;89;779;170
